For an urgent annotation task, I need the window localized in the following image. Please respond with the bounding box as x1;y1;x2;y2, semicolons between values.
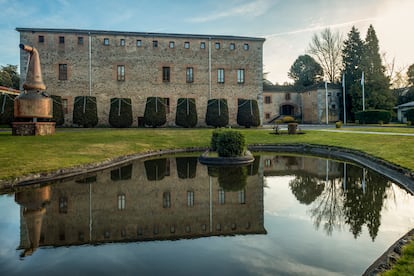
62;99;68;114
38;35;44;43
184;41;190;49
169;41;175;48
163;192;171;208
200;42;206;49
218;188;225;204
153;40;158;48
230;43;235;50
59;36;65;44
78;37;84;45
215;42;220;49
162;67;170;82
237;69;245;84
120;39;125;46
59;64;67;80
187;191;194;207
238;190;246;204
136;39;142;47
217;68;224;83
59;197;68;213
117;65;125;81
243;43;249;50
265;96;271;104
118;194;126;210
265;159;272;167
103;38;109;45
285;93;291;100
186;67;193;83
265;113;271;119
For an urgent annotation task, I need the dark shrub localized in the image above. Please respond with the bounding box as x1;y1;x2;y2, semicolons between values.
175;98;197;128
144;158;167;181
109;98;133;128
205;98;229;127
0;93;15;125
176;157;197;179
73;96;98;127
111;164;133;181
143;97;166;127
355;110;391;124
237;99;260;128
210;128;224;151
406;109;414;123
51;95;64;126
216;130;246;157
217;166;248;191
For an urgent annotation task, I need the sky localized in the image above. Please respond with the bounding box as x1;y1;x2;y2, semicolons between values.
0;0;413;84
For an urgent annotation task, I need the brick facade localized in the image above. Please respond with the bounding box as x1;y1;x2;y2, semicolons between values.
17;28;265;127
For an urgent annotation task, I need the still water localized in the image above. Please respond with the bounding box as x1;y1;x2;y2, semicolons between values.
1;153;414;275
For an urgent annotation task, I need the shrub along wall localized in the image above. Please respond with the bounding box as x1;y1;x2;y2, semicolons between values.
109;98;133;128
355;110;391;124
175;98;197;128
205;98;229;127
73;96;98;127
144;97;166;128
51;95;64;126
237;98;260;128
0;93;15;125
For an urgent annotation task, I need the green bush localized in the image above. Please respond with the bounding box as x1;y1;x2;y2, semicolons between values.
216;130;246;157
237;99;260;128
51;95;64;126
109;98;133;128
73;96;98;127
355;110;391;124
406;109;414;123
175;98;197;128
205;98;229;127
335;121;342;128
143;97;166;128
0;93;15;125
210;128;224;151
176;157;197;179
282;116;296;123
144;158;167;181
217;166;248;191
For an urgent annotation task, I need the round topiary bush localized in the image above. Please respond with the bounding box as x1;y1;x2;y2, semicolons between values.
237;98;260;128
205;98;229;127
216;130;246;157
109;98;133;128
143;97;166;128
73;96;98;127
175;98;197;128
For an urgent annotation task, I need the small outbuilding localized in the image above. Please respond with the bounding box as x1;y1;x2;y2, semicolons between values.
395;101;414;123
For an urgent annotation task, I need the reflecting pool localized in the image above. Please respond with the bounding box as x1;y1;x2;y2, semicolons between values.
1;153;414;275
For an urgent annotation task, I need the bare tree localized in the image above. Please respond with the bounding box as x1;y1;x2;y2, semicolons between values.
382;52;409;88
308;28;343;83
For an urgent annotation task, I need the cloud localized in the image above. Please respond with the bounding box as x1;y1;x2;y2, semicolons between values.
188;0;276;23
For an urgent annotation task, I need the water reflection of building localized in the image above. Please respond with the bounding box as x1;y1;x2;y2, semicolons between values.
17;155;265;254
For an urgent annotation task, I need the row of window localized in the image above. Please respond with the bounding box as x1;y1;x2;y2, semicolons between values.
38;35;251;51
58;189;245;213
58;63;246;84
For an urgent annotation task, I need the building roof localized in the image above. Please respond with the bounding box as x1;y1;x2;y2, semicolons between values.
263;82;341;93
396;101;414;109
16;27;265;42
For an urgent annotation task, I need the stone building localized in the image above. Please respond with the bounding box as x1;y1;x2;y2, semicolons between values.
262;83;342;124
16;28;265;127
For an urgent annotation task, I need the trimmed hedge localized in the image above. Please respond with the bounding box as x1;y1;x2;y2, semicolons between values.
237;98;260;128
216;130;246;157
144;158;167;181
205;98;229;127
144;97;166;128
176;157;197;179
355;110;391;124
51;95;64;126
73;96;98;127
109;98;133;128
175;98;197;128
406;109;414;123
0;93;15;125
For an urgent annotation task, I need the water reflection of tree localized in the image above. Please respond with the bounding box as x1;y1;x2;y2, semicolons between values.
289;163;391;240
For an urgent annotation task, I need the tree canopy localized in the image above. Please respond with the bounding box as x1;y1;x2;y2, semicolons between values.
0;65;19;89
288;54;323;87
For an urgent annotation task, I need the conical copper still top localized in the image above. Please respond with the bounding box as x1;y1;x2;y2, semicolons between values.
20;44;46;91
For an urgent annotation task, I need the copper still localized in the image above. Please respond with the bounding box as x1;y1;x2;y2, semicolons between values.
14;44;52;119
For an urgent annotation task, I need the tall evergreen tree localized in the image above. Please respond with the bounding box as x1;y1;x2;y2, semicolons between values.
342;26;365;121
361;25;394;110
288;54;323;87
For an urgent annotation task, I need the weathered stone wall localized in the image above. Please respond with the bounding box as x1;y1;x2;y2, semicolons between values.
18;29;264;126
